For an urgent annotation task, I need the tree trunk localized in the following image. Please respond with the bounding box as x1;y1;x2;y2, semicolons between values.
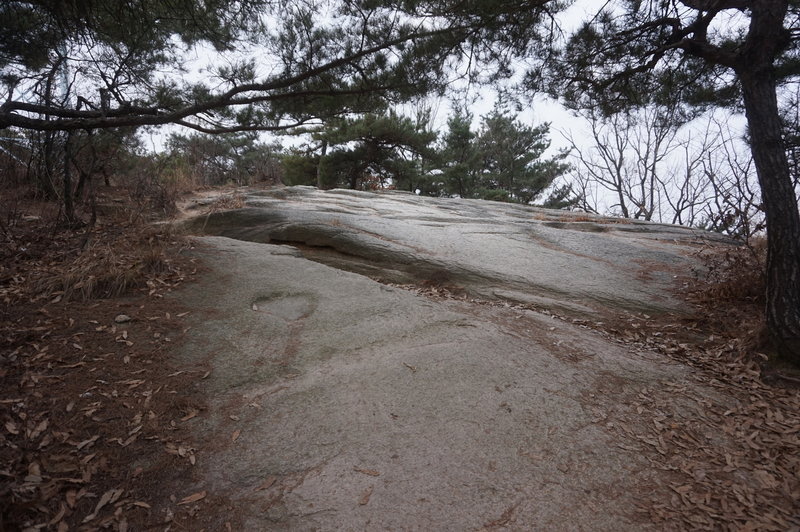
75;130;97;199
39;57;64;200
63;130;76;224
75;169;89;200
40;131;59;199
739;69;800;363
316;139;328;189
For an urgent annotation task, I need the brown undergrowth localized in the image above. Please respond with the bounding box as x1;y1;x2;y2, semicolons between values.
688;237;768;359
0;193;234;530
595;237;800;530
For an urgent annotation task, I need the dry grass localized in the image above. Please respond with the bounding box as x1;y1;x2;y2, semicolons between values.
530;211;632;224
36;226;178;302
694;237;766;305
201;192;246;214
566;213;594;222
0;180;192;307
1;216;186;306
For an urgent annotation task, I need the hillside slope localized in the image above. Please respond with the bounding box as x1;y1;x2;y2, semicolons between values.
173;187;797;530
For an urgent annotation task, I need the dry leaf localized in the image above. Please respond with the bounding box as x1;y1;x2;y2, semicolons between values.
38;432;51;449
354;467;381;477
231;430;241;442
0;398;23;404
76;435;99;450
109;489;124;504
753;470;779;489
180;410;198;422
178;490;207;505
255;476;277;491
358;486;373;505
47;503;67;526
82;488;116;523
65;490;77;508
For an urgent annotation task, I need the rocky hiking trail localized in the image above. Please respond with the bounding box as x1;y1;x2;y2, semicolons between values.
173;187;799;530
2;186;799;530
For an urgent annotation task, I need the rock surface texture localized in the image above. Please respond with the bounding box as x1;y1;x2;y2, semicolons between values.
186;187;728;317
176;187;736;530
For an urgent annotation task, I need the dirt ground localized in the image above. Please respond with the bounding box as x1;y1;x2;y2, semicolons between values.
0;192;228;531
1;189;799;531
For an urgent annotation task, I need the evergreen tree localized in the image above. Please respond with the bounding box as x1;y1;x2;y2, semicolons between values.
0;1;459;133
165;132;282;186
538;183;578;210
282;147;322;187
439;109;482;197
475;110;569;204
317;111;436;190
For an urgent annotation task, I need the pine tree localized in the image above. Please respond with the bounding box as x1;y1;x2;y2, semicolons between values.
475;110;569;204
317;112;436;190
439;109;482;198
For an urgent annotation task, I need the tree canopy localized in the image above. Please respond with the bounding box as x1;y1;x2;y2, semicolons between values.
0;1;562;133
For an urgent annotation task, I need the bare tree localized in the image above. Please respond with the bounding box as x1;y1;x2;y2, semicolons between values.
564;107;761;239
563;103;684;222
698;117;764;239
661;127;712;227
